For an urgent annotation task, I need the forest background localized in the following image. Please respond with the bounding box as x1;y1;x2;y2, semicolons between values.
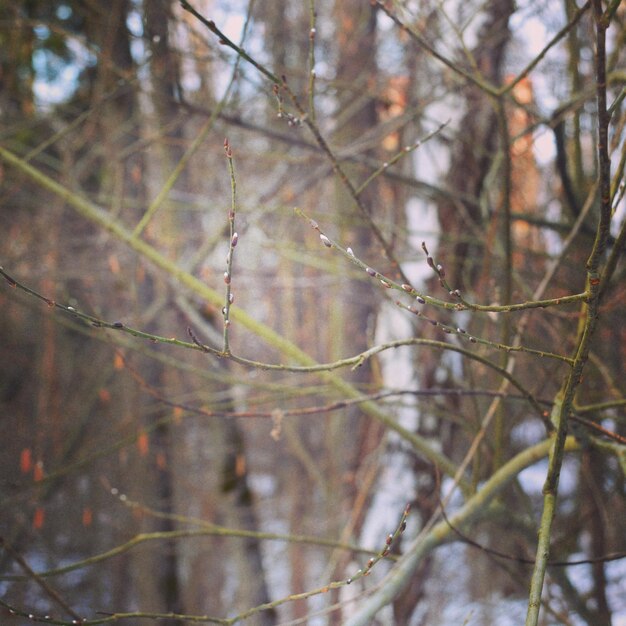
0;1;625;625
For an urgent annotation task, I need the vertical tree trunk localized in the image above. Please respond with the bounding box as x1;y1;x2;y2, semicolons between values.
331;3;385;622
85;1;183;620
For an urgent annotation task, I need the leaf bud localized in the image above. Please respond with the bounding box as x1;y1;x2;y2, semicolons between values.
320;234;332;247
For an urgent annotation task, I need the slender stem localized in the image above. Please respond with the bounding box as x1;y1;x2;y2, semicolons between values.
283;81;412;284
294;206;587;314
355;120;449;196
222;139;237;353
495;99;513;468
525;3;613;623
307;0;317;124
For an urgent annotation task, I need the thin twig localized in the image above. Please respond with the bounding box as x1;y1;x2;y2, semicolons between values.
0;538;82;620
222;138;237;353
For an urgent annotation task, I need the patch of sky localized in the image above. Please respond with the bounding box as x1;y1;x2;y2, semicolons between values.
248;472;278;498
518;455;580;501
126;9;143;37
518;457;548;497
607;559;626;624
612;191;625;238
126;8;148;70
376;11;405;73
33;23;51;40
258;517;291;607
360;463;417;550
402;196;440;285
33;31;95;109
204;3;271;100
56;4;72;20
541;197;565;256
33;49;80;107
510;419;548;446
508;7;563;172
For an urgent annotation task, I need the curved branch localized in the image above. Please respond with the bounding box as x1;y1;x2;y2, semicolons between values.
343;436;581;626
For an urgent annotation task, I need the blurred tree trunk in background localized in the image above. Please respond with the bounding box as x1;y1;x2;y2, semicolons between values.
332;0;380;518
83;1;184;620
